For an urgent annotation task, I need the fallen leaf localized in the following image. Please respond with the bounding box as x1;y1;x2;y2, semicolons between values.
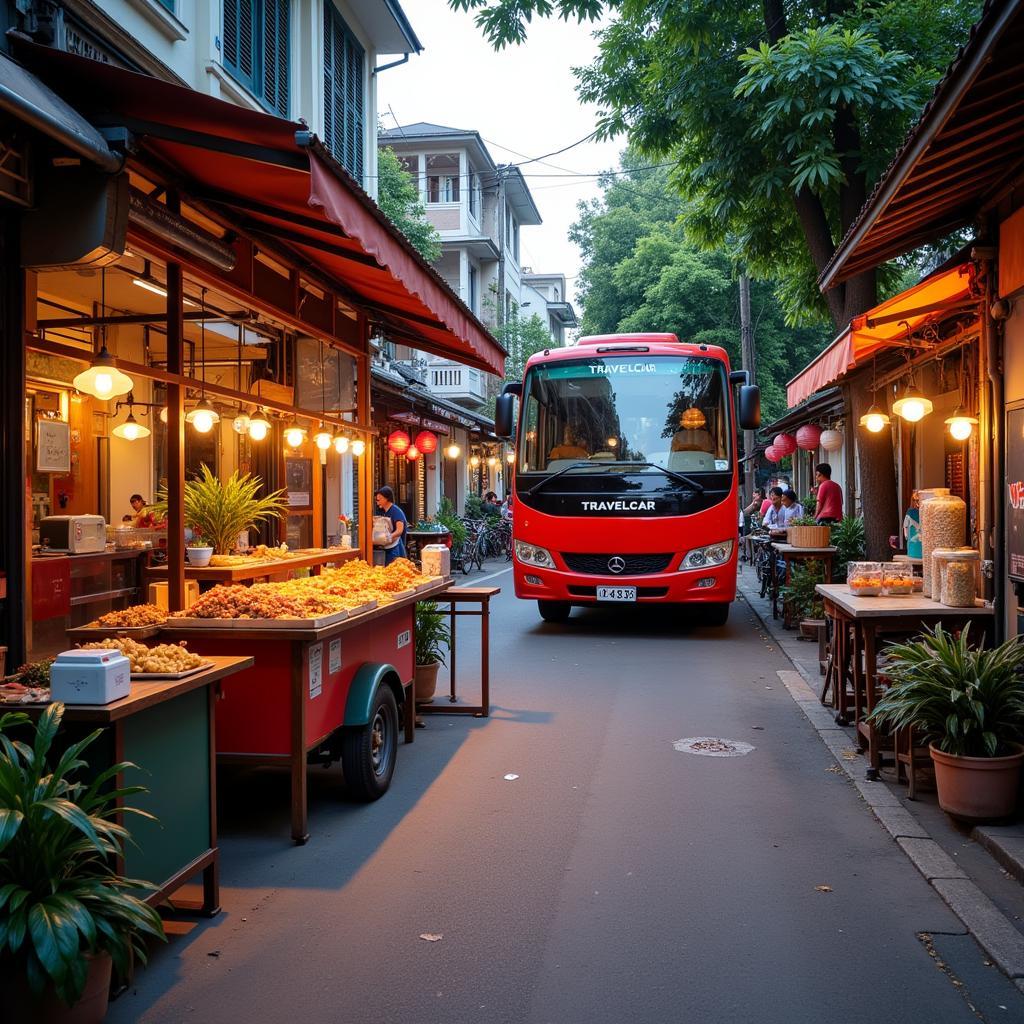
503;773;519;781
815;885;832;893
419;933;443;942
841;749;860;761
826;765;842;773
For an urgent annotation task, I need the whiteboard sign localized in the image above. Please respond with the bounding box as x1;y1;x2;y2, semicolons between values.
36;420;71;473
308;642;323;700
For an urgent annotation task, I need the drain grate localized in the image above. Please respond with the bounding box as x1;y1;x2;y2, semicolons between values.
673;736;755;757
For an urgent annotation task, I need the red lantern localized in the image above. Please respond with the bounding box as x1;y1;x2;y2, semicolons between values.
388;429;410;455
764;445;781;463
773;432;797;456
795;424;822;451
405;444;421;461
414;430;438;454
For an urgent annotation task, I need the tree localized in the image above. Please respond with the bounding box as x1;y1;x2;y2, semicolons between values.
451;0;980;329
376;145;442;263
498;307;555;382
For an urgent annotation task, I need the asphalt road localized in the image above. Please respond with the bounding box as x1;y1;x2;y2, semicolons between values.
110;572;1024;1023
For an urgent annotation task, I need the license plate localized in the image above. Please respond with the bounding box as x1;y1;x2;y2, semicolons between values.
596;586;637;602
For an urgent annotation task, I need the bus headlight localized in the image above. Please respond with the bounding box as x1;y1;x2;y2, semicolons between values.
515;541;555;568
680;540;733;570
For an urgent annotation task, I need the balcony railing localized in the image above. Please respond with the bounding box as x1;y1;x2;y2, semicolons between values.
429;364;487;404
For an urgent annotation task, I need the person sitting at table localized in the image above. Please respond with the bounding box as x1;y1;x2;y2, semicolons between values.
781;489;805;522
129;494;159;528
762;487;787;529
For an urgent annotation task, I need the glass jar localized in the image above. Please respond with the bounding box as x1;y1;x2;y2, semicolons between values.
939;549;980;607
881;562;915;597
920;490;965;597
847;562;883;596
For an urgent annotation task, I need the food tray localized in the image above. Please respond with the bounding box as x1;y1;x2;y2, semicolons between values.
132;661;214;680
166;608;351;630
342;600;378;618
67;624;166;641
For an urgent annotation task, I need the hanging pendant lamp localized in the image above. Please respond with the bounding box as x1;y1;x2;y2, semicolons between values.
186;289;220;432
74;269;134;398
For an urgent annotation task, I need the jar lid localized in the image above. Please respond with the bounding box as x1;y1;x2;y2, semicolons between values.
942;549;979;561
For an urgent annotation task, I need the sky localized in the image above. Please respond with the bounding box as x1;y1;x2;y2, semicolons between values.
376;0;623;306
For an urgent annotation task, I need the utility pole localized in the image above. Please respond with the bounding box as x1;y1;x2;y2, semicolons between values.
496;166;507;330
739;272;756;499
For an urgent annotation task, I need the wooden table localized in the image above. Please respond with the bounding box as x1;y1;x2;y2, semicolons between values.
770;544;837;627
816;584;994;779
148;547;359;585
160;579;452;843
19;655;253;916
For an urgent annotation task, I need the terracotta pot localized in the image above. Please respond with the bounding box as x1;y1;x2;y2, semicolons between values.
414;661;440;704
929;742;1024;822
3;950;112;1023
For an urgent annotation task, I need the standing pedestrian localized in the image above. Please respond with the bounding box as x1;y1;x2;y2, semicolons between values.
374;486;408;565
814;464;843;525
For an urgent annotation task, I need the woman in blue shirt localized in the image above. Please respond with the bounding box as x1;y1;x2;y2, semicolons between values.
374;486;408;565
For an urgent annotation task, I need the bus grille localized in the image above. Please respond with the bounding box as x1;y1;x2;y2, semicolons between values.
562;553;673;575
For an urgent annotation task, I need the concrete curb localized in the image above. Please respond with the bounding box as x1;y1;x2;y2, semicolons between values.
735;581;1024;987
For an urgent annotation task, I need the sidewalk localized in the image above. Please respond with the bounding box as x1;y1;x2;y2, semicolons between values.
735;560;1024;993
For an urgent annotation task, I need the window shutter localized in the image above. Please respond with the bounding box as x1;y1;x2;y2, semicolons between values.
345;33;364;180
263;0;289;117
323;3;365;182
223;0;256;91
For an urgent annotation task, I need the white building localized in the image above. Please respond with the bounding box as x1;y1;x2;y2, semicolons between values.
520;271;578;346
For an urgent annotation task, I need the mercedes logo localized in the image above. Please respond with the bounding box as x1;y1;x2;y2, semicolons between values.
608;556;626;574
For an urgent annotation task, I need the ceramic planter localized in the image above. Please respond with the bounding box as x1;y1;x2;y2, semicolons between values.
414;661;440;704
929;742;1024;822
186;546;214;567
3;950;112;1023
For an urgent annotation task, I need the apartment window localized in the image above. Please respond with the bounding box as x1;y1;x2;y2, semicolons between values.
324;2;366;181
427;153;459;203
468;265;478;314
468;173;478;217
222;0;290;117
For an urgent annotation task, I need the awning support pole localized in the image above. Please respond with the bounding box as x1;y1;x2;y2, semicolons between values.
166;193;186;612
357;313;373;559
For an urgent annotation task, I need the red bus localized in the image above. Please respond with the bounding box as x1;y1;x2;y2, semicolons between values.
494;333;760;625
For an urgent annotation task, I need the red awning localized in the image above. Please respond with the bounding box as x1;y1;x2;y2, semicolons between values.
20;43;505;376
787;263;977;407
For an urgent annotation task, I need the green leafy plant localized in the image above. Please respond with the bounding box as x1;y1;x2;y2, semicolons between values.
787;515;818;528
150;464;287;555
782;561;825;622
869;626;1024;758
414;601;451;668
830;515;867;582
185;529;209;549
13;659;55;689
435;497;467;549
801;492;817;517
0;704;166;1005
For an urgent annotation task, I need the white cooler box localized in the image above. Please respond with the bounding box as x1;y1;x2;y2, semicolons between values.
421;543;450;577
50;649;131;705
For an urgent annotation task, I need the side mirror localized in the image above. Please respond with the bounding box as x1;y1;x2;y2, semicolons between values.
494;393;516;439
738;385;761;431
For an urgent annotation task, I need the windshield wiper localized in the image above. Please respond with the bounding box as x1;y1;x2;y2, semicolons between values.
522;462;598;496
608;461;706;494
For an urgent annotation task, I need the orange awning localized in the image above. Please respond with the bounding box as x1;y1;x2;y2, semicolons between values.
787;263;977;407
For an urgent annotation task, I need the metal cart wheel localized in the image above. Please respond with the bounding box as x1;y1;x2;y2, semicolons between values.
341;684;398;801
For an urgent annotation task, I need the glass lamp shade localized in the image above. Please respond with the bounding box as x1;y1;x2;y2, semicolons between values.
350;439;366;457
284;422;306;448
112;412;150;441
445;443;461;459
892;386;933;423
73;347;134;399
248;410;270;441
470;455;481;468
232;412;251;435
487;456;498;467
186;398;220;434
333;434;349;454
945;410;978;441
859;405;890;433
313;426;333;451
159;406;169;424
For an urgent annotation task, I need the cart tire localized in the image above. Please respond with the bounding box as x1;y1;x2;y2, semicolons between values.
538;600;571;623
341;684;399;801
699;602;730;627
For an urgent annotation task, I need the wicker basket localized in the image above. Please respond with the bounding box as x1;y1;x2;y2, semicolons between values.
787;524;832;548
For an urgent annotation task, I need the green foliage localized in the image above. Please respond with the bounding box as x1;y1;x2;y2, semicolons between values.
869;626;1024;758
801;492;817;517
783;560;825;621
151;465;287;555
0;704;166;1005
414;601;452;667
13;659;55;689
787;515;817;527
464;494;486;520
435;497;468;548
376;146;442;263
495;306;553;381
452;0;981;326
830;515;866;582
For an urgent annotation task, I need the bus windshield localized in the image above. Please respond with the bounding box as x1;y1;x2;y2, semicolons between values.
517;355;732;476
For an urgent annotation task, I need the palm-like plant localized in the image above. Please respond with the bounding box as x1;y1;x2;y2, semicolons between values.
0;705;166;1005
869;626;1024;758
414;601;451;667
150;464;287;554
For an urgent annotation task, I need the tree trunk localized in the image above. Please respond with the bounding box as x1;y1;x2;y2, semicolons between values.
850;375;900;560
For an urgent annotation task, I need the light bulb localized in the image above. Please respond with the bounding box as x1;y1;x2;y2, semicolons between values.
191;409;215;433
446;444;461;459
607;437;618;448
406;444;421;461
351;439;365;457
93;372;113;397
899;398;925;422
232;412;251;435
864;413;886;433
333;434;349;454
112;413;150;441
470;455;480;468
949;418;973;441
506;451;516;464
72;348;134;399
487;456;498;467
314;427;333;451
248;411;270;441
285;425;305;448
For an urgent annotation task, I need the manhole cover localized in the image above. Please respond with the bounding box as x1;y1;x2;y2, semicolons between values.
673;737;755;757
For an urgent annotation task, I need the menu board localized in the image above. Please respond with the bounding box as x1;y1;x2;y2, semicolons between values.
286;457;312;508
1007;406;1024;581
36;420;71;473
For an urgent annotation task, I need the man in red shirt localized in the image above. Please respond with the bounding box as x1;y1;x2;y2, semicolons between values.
814;463;843;524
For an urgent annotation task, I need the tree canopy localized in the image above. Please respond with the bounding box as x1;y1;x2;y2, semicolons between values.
571;159;828;422
451;0;981;328
375;145;442;263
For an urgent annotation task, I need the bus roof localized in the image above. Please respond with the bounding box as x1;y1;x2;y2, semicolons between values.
524;334;733;371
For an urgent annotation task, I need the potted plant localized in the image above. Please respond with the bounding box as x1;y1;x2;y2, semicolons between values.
185;530;214;567
869;625;1024;821
151;464;287;555
786;515;832;548
0;704;166;1021
829;516;867;582
414;601;451;704
782;561;825;636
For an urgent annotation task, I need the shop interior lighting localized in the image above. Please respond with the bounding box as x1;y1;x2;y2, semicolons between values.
859;404;890;433
248;408;270;441
284;421;306;448
232;411;251;435
945;409;978;441
131;277;198;306
892;384;933;423
470;455;481;468
159;406;168;424
350;438;365;457
446;443;461;459
487;456;498;467
313;424;333;451
186;397;219;434
73;267;134;399
112;409;149;441
406;444;421;461
506;451;516;464
333;433;349;454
